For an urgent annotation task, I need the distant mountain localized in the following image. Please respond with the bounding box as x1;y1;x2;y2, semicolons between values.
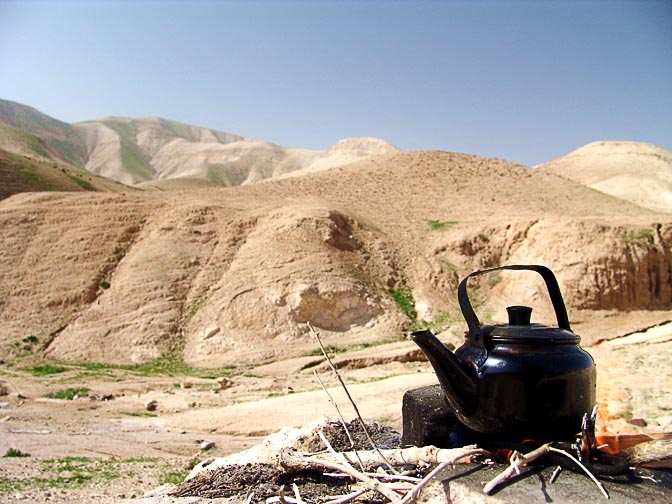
0;99;86;167
3;99;671;213
0;146;130;200
538;141;672;213
0;98;399;188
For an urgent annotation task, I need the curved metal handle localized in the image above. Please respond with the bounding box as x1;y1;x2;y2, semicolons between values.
458;264;572;347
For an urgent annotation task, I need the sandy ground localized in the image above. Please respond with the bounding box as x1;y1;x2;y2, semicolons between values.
0;342;430;502
1;321;671;503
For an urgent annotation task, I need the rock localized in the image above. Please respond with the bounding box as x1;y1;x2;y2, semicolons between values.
203;326;220;340
215;377;233;390
415;463;672;504
199;441;215;451
401;384;475;449
145;400;158;412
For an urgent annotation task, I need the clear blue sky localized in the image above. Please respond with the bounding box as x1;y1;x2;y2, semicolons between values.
1;0;670;166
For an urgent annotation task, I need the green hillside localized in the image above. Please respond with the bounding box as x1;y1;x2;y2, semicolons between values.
0;147;132;200
0;98;86;166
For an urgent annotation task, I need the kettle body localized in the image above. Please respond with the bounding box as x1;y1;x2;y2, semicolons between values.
411;265;596;441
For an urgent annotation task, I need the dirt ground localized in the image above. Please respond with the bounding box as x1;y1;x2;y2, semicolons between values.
1;318;671;503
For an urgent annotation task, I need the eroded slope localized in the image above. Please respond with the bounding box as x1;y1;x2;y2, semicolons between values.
1;150;670;366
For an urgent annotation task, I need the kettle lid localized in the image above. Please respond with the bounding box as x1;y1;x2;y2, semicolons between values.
458;265;575;348
485;305;580;344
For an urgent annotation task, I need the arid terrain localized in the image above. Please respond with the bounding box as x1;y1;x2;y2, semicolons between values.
1;99;671;502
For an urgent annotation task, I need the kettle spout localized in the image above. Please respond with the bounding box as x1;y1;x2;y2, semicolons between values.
411;329;479;416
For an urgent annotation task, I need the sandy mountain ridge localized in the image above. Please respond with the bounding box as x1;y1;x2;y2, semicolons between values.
538;140;672;213
1;148;670;369
0;98;399;188
2;97;672;214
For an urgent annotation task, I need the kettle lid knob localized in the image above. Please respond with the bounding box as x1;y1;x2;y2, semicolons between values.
507;305;532;326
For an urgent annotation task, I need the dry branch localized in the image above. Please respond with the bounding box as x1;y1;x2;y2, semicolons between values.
483;443;552;495
280;445;489;504
549;446;609;499
323;488;368;504
483;443;609;500
338;444;483;470
399;449;490;504
313;369;365;472
280;448;403;502
307;321;398;473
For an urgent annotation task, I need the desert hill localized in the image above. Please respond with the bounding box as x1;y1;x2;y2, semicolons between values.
0;98;399;189
538;141;672;212
1;149;670;368
0;99;86;166
3;98;671;216
0;147;131;199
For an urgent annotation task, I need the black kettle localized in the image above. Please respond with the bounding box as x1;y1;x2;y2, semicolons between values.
411;265;596;440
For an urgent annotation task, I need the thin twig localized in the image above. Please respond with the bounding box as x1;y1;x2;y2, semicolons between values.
548;446;610;499
323;488;368;504
550;465;562;483
483;443;551;495
313;369;365;472
280;448;402;502
291;483;305;504
317;430;417;492
307;321;398;474
323;471;421;483
266;497;299;504
399;449;489;504
362;472;422;483
319;430;355;469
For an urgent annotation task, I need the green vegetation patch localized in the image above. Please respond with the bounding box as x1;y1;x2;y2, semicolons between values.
0;455;168;493
390;287;417;322
29;364;67;376
73;354;236;379
50;138;85;167
120;143;152;180
14;334;40;354
159;468;190;486
413;309;463;332
67;174;96;191
16;168;56;191
427;219;458;231
625;227;655;245
306;344;344;357
4;448;31;458
46;387;89;400
185;294;208;321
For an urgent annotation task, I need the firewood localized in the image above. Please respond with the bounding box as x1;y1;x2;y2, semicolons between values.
308;321;398;473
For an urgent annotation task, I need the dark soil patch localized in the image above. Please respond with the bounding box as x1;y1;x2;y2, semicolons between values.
169;421;401;503
298;419;401;453
170;462;352;502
